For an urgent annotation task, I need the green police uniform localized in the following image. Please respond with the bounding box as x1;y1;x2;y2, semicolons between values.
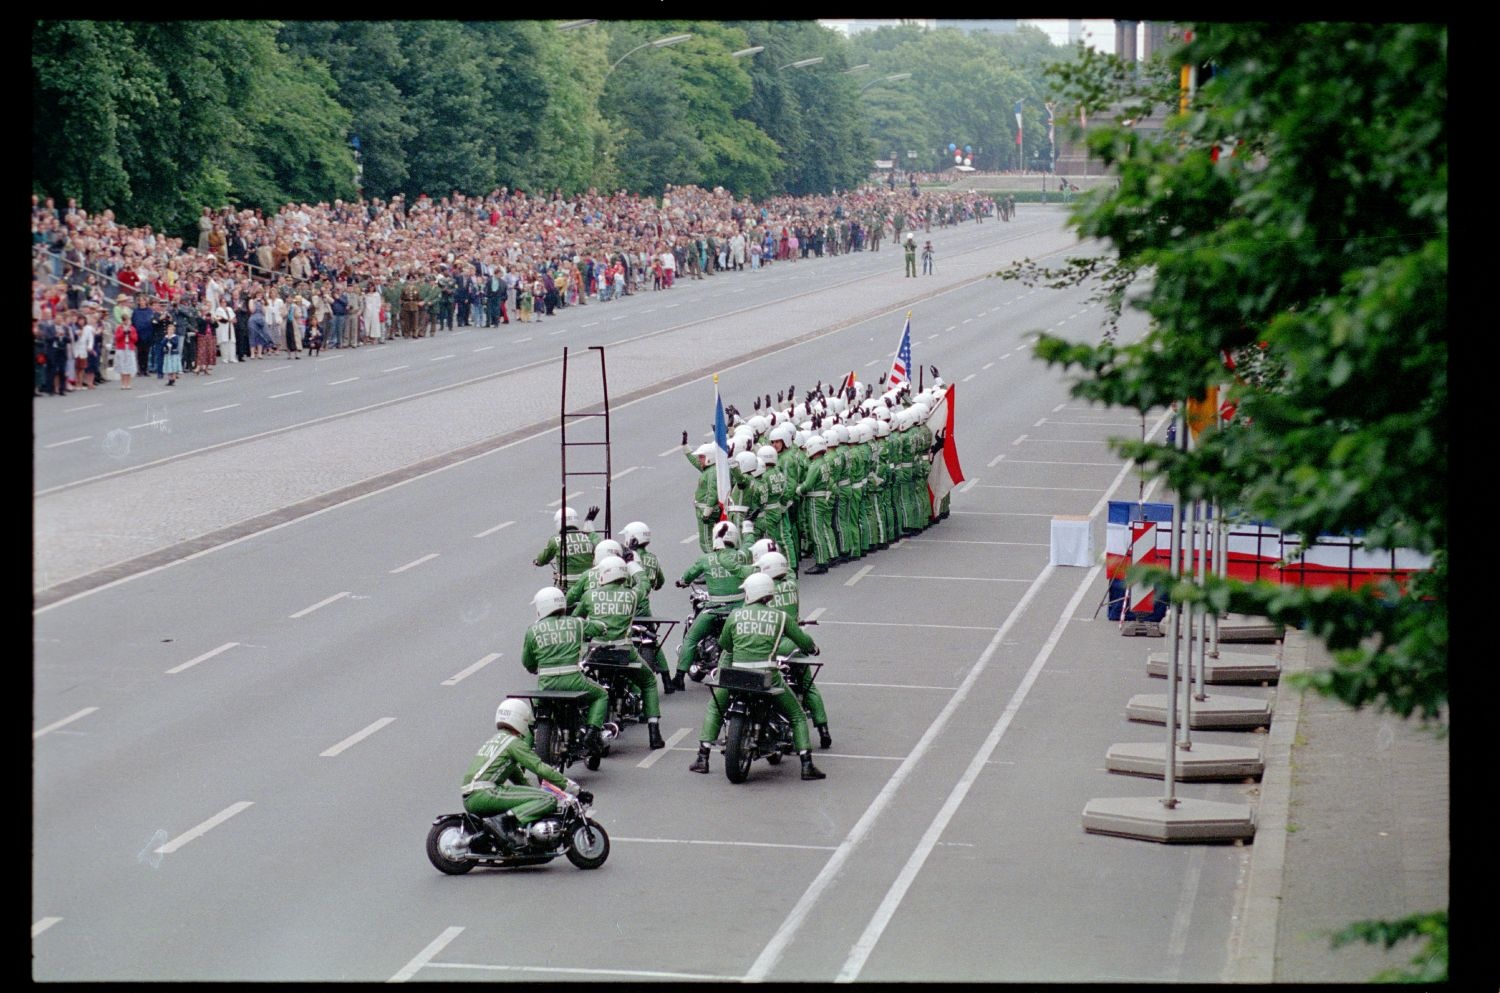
676;546;754;677
765;572;830;738
797;452;838;572
461;727;571;823
535;525;599;588
687;451;718;552
696;601;819;755
573;578;661;725
522;612;610;728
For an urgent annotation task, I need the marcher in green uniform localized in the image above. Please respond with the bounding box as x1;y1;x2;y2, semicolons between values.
753;444;798;571
620;520;678;693
675;520;755;678
522;586;612;754
839;423;869;560
534;505;600;588
461;698;582;848
572;555;665;750
797;434;838;574
903;233;917;277
687;572;826;780
730;450;763;536
766;424;803;569
870;416;897;548
685;440;720;552
824;427;857;562
909;399;935;529
757;551;832;748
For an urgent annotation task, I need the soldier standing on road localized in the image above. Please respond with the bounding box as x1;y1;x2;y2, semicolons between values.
534;506;601;589
572;556;665;750
903;233;917;278
522;587;613;756
400;276;423;339
796;433;838;574
687;572;825;780
684;436;720;552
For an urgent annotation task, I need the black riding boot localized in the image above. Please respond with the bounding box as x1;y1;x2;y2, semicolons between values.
672;671;686;691
582;725;604;755
817;724;832;750
660;669;675;695
648;720;665;750
689;742;711;774
490;811;528;848
799;750;826;780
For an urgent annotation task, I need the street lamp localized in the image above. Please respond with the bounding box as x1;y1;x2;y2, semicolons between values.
731;45;764;59
556;20;597;30
842;63;870;73
859;72;911;93
777;56;824;71
606;32;693;79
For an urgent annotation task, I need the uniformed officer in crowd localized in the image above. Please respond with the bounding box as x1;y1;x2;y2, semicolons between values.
674;520;755;680
572;554;665;751
534;505;600;589
522;586;613;756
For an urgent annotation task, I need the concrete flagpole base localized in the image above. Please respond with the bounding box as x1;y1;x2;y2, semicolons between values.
1105;741;1264;780
1082;796;1256;843
1126;691;1273;728
1216;613;1283;643
1146;650;1281;684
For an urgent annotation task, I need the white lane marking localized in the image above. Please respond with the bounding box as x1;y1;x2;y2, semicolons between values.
927;334;940;340
203;403;241;413
390;553;440;574
665;303;679;308
320;717;396;757
1168;843;1209;965
657;445;684;458
546;492;582;507
844;564;873;587
962;318;973;325
680;534;698;544
62;403;103;413
818;681;956;691
582;321;600;328
610;315;626;321
443;653;502;686
979;484;1100;492
804;606;826;622
987;452;1006;467
390;926;465;983
959;479;978;492
637;727;691;768
862;574;1032;583
382;365;409;373
515;337;533;343
819;620;994;631
838;565;1103;981
329;377;360;386
944;326;956;332
474;520;515;538
982;362;994;370
1012;434;1027;446
43;436;90;449
549;328;569;335
1045;420;1143;427
32;917;63;938
614;837;837;851
33;707;99;740
429;354;455;362
125;419;166;429
472;346;495;353
1023;438;1111;444
903;539;1048;548
154;801;254;854
1053;402;1067;412
612;465;639;480
268;390;302;399
864;358;881;368
424;963;739;981
290;591;350;618
201;376;234;386
1034;417;1047;427
1000;353;1012;360
952;511;1064;517
1002;459;1121;466
166;641;240;675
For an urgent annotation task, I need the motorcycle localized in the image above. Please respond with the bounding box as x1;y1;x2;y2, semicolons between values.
426;782;610;874
631;615;680;689
684;584;727;683
504;689;610;773
706;652;823;784
582;644;647;739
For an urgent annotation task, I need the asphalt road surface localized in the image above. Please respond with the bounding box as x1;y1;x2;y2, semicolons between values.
33;207;1270;982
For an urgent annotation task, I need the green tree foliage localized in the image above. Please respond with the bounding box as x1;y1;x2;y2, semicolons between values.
394;22;496;197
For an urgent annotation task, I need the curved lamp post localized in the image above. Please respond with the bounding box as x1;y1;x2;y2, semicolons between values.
777;56;825;71
731;45;765;59
859;72;911;93
606;32;693;80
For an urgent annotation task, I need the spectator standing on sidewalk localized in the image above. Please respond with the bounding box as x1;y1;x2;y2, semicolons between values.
113;316;138;388
921;240;934;275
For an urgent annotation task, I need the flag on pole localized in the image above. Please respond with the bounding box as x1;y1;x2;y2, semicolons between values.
1014;99;1024;145
839;370;856;396
713;375;731;520
1046;101;1056;160
924;384;966;514
888;314;913;388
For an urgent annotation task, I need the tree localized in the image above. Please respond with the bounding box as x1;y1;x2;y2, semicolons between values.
1006;23;1447;978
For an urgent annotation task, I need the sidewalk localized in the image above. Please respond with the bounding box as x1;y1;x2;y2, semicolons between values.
1228;629;1449;981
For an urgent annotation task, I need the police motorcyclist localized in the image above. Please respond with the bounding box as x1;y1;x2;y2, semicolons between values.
687;572;826;780
758;551;832;749
565;538;626;611
620;520;676;692
675;520;755;681
572;555;666;750
461;698;588;849
522;586;614;755
534;505;600;588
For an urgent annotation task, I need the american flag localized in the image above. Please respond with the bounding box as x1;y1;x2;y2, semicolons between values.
888;315;913;388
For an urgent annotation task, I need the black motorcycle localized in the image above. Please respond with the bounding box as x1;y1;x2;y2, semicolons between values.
631;615;680;689
582;644;647;738
707;653;823;784
426;786;609;874
684;585;727;683
505;689;605;772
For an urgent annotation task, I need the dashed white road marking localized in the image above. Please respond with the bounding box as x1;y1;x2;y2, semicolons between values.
1012;434;1027;446
154;801;254;854
32;917;63;938
582;321;600;328
428;354;455;362
1003;459;1120;466
612;465;639;480
804;606;826;622
657;444;684;457
290;591;350;618
958;479;978;492
944;326;956;332
1034;417;1047;427
979;484;1099;491
390;553;440;574
166;641;239;675
382;365;409;373
423;963;740;982
614;837;837;851
474;520;514;538
472;345;495;353
204;403;242;413
443;653;502;687
268;390;302;399
390;926;465;983
680;534;698;544
962;373;976;382
864;358;881;367
515;337;533;343
844;564;873;587
320;717;396;757
987;452;1006;467
818;681;956;692
982;362;994;370
328;377;359;386
546;492;582;507
44;436;90;449
1053;402;1067;412
33;707;99;740
62;403;102;413
637;727;691;768
863;574;1031;583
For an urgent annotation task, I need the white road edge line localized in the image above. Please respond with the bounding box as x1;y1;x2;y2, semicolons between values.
290;591;350;618
166;641;240;675
154;801;254;855
32;917;63;938
1011;434;1027;446
657;445;684;458
637;728;691;768
443;653;502;687
33;707;99;740
203;403;241;412
390;926;465;983
613;837;836;851
320;717;396;757
390;553;440;574
837;564;1101;981
423;963;738;981
474;520;515;539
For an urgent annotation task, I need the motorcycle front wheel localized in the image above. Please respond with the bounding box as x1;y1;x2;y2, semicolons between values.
724;713;754;784
566;819;611;869
426;816;476;875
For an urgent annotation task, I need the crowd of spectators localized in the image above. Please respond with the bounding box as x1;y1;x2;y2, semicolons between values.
32;183;997;396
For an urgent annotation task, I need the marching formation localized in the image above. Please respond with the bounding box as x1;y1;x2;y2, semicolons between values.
429;322;965;873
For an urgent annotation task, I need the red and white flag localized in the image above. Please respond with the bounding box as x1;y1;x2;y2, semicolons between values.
924;384;966;514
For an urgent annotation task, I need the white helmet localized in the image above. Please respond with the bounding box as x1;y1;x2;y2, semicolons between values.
749;537;779;563
832;424;851;444
736;450;762;476
593;539;624;564
748;414;770;436
620;520;651;548
874;405;892;422
757;550;789;579
873;419;892;438
532;586;567;618
554;506;579;528
769;422;795;446
822;429;841;448
495;697;534;733
793;429;809;447
712;520;740;549
693;442;716;462
741;572;775;604
757;444;778;466
804;435;828;457
596;555;628;585
829;395;848;414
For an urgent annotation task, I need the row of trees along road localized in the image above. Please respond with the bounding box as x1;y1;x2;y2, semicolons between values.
32;19;1078;240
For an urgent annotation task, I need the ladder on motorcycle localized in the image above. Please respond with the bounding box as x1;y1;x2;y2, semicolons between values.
558;346;614;549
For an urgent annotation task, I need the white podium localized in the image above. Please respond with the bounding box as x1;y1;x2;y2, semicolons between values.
1049;514;1094;567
